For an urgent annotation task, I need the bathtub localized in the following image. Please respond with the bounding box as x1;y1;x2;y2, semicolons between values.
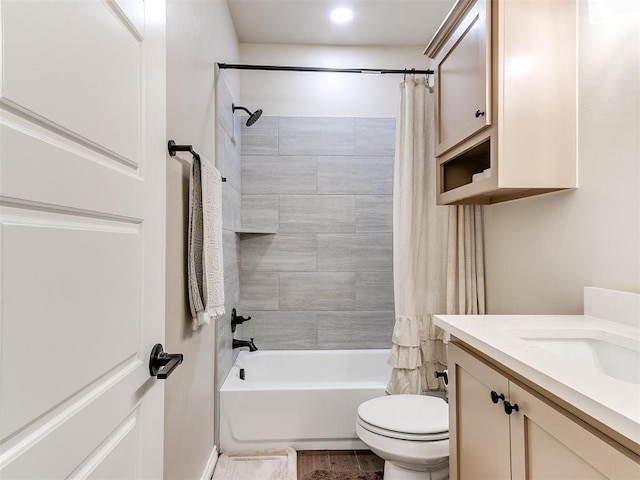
219;349;391;452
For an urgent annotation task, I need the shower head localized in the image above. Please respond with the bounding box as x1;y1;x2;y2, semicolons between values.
246;108;263;127
232;104;263;127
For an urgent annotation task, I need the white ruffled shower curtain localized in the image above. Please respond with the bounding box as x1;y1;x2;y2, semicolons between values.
386;77;485;395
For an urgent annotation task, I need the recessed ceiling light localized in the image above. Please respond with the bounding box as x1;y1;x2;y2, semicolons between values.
331;7;353;24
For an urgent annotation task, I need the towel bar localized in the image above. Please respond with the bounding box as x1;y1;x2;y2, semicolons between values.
167;140;227;182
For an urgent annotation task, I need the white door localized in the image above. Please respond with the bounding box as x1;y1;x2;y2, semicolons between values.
0;0;167;478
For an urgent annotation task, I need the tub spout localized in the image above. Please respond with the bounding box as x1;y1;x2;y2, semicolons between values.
233;338;258;352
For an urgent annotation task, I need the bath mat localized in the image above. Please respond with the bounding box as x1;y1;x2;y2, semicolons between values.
302;470;382;480
213;448;296;480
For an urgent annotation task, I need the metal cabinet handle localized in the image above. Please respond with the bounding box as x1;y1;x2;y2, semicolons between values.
490;390;505;404
149;344;183;379
475;109;486;118
504;401;520;415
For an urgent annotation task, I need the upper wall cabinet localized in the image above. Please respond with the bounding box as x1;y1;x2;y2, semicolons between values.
435;0;491;157
425;0;577;205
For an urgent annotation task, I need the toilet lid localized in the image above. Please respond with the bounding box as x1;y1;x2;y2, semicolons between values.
357;394;448;437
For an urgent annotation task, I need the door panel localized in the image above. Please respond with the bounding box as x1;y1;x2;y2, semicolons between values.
449;343;511;480
526;422;605;479
0;0;166;477
112;0;145;39
509;382;640;480
1;0;142;164
69;415;139;479
1;217;140;437
0;118;143;218
0;367;142;479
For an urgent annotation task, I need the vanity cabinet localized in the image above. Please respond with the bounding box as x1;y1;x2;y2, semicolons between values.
448;341;640;479
425;0;578;205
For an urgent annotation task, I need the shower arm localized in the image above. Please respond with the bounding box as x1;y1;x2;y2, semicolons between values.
232;105;252;115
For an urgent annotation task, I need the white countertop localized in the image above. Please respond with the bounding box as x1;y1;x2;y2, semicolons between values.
434;313;640;446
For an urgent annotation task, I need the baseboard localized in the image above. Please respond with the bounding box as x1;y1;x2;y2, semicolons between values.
200;445;219;480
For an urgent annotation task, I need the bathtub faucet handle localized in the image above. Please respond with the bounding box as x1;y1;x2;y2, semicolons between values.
231;308;252;333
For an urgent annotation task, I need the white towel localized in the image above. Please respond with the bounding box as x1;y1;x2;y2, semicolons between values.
188;154;225;330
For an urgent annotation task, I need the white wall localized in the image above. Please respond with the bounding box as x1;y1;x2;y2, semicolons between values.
483;0;640;314
165;1;239;479
239;44;429;117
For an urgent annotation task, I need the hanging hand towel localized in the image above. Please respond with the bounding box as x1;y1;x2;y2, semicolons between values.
188;154;225;330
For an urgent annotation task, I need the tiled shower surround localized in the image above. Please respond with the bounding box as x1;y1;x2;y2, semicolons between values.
237;116;396;349
216;78;242;393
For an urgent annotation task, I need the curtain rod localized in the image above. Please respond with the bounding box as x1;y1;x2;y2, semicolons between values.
217;63;433;75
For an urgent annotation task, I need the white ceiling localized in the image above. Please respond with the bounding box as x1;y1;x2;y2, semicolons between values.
226;0;456;47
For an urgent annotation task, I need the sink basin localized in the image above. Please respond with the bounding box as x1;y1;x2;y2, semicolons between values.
504;328;640;384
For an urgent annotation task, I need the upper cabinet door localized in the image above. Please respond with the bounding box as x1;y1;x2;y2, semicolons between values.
425;0;577;205
433;0;491;157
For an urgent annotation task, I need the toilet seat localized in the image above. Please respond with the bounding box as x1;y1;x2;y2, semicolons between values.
357;417;449;441
357;394;449;442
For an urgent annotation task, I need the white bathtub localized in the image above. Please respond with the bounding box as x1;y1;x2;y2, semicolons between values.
219;349;391;452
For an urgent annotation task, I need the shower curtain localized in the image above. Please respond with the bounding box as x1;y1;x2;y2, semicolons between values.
386;77;485;395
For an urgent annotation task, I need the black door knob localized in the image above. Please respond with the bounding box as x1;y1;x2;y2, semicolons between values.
475;109;485;117
490;390;505;404
504;401;520;415
149;344;183;379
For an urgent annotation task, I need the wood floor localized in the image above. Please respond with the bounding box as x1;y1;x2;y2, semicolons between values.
298;450;384;477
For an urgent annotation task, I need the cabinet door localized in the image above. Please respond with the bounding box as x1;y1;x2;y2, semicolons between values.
509;382;640;480
434;0;491;156
449;343;511;480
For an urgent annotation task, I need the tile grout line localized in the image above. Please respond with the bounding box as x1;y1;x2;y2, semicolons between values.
354;450;363;472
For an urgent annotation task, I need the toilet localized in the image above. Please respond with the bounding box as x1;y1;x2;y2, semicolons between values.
356;394;449;480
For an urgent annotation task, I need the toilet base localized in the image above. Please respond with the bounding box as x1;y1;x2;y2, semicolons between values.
384;461;449;480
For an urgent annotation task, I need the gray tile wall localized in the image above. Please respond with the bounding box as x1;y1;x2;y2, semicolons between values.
238;116;396;350
214;77;244;447
216;80;242;406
